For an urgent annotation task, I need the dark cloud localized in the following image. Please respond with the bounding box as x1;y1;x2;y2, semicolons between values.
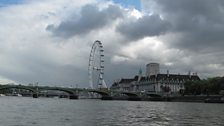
116;14;171;40
2;0;224;87
143;0;224;52
104;56;143;85
47;4;124;38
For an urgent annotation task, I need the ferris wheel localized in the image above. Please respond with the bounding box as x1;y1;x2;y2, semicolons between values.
88;40;107;89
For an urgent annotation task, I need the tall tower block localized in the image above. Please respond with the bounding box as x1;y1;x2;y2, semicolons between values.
146;63;160;77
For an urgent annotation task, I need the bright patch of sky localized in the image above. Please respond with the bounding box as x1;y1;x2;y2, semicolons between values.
112;0;141;10
0;0;24;7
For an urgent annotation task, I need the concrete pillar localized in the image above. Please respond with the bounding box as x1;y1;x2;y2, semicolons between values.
69;94;78;99
32;93;38;98
101;95;113;100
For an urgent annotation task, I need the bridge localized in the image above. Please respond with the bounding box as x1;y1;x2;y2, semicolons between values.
0;84;161;100
0;85;80;99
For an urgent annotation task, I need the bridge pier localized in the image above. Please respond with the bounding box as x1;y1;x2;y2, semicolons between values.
69;94;78;99
128;96;141;101
32;93;39;98
101;96;113;100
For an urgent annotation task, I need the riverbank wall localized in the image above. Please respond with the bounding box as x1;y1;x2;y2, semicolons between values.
101;95;224;103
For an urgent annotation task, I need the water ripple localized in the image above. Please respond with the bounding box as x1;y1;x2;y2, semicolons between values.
0;97;223;126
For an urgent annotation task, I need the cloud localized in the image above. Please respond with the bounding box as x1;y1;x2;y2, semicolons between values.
0;0;97;86
47;4;124;38
116;14;171;40
1;0;224;88
142;0;224;52
135;0;224;78
0;0;138;87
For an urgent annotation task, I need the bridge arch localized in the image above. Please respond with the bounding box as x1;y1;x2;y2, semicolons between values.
38;87;75;95
0;85;38;98
38;87;78;99
0;85;78;99
87;90;110;96
121;92;139;97
146;93;162;97
113;91;141;101
0;85;35;93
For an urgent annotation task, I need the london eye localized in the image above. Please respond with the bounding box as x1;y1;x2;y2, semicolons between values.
88;40;107;89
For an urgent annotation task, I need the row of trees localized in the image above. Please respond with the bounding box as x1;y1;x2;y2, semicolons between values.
184;77;224;95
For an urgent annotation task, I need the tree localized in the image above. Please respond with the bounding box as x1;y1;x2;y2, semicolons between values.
184;77;224;95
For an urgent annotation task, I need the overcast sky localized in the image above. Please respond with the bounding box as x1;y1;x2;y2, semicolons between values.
0;0;224;87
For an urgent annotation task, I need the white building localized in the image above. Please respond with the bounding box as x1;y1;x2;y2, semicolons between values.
110;77;138;92
135;73;200;93
111;63;200;95
146;63;160;76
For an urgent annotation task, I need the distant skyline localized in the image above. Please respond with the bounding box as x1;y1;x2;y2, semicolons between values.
0;0;224;87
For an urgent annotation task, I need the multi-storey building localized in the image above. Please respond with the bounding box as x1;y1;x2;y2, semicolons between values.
146;63;160;76
111;63;200;94
110;76;138;91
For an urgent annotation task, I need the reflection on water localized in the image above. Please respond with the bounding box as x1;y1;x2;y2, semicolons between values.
0;96;223;126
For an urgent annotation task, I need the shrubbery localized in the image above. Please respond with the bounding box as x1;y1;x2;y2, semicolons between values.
184;77;224;95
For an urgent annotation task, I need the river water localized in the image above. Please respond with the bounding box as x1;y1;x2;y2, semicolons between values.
0;96;223;126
